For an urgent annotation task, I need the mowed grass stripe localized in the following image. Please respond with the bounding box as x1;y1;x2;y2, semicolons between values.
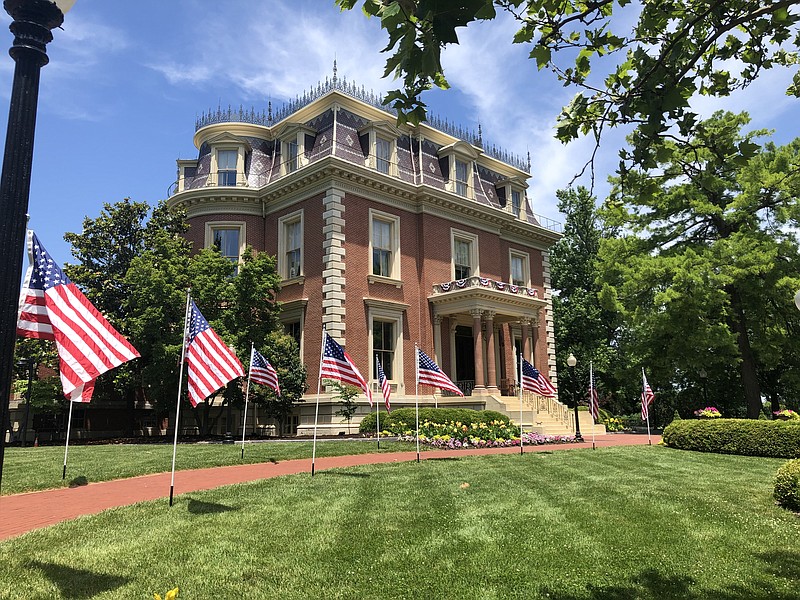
0;447;796;599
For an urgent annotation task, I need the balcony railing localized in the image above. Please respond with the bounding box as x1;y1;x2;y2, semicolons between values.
432;276;541;298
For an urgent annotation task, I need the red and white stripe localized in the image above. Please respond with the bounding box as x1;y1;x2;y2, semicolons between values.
187;327;244;407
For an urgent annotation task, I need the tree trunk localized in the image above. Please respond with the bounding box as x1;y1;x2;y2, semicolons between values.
729;288;762;418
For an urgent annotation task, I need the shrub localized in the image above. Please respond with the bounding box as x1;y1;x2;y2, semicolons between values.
359;407;512;435
693;406;721;418
662;419;800;458
774;459;800;511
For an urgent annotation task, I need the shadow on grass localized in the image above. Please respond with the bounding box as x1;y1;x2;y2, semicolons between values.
26;560;128;598
187;498;239;514
757;548;800;582
68;475;88;488
540;567;799;600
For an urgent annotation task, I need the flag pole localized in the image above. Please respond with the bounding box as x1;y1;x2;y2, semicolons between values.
169;289;191;506
415;345;420;463
61;399;75;480
375;355;380;451
590;361;596;450
241;343;254;460
643;367;652;446
312;328;325;476
518;352;524;455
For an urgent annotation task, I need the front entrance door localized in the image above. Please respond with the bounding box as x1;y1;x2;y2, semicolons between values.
454;325;475;383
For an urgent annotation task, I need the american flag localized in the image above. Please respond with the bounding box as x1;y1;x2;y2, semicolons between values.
641;370;655;421
250;348;280;395
376;356;391;411
321;331;372;405
520;357;557;398
417;348;463;396
186;300;244;407
588;362;600;421
16;231;139;402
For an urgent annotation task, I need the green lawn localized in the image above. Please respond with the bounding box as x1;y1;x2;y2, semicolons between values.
0;446;796;599
0;439;415;495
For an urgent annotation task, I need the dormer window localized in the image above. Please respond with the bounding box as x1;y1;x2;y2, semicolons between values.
495;176;529;219
376;137;391;174
276;123;316;176
438;140;480;199
205;133;249;188
359;121;399;177
217;150;238;186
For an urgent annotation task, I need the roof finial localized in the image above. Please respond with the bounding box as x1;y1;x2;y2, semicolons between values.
268;98;272;122
333;58;338;85
527;150;531;172
478;123;483;146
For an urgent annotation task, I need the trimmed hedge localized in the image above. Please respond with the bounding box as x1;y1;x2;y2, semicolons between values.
774;459;800;511
359;408;511;434
662;419;800;458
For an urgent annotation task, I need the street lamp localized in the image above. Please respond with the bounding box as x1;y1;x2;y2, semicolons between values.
567;353;583;442
0;0;75;490
699;369;708;406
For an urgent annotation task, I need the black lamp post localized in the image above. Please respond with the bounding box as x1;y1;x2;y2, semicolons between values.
567;353;583;442
0;0;75;490
699;368;708;407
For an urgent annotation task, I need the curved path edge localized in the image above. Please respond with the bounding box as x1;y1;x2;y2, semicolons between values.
0;434;659;541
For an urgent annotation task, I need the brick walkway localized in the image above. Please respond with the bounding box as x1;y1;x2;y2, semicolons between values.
0;434;659;541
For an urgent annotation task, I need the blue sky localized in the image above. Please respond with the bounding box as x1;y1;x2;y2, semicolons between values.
2;0;798;268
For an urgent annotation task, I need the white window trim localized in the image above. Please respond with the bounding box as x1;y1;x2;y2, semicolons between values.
438;140;480;200
208;145;246;187
509;249;531;287
278;209;304;283
368;208;402;286
280;299;307;359
450;228;480;281
365;299;407;394
204;221;246;267
277;123;315;176
359;121;400;177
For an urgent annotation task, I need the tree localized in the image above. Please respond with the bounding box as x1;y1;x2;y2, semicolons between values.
550;187;621;412
598;111;800;419
63;199;188;435
336;1;800;169
330;381;360;434
250;332;307;436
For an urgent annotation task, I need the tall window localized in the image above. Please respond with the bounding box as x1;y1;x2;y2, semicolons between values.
376;137;391;174
454;238;472;280
284;321;301;349
511;255;525;286
454;159;468;197
217;150;237;186
373;320;394;380
511;189;521;217
213;228;240;270
286;140;298;173
286;220;301;278
372;219;392;277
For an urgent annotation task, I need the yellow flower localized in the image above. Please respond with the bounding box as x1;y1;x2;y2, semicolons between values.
154;588;179;600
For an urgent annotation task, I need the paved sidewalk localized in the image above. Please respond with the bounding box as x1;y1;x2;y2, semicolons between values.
0;434;659;541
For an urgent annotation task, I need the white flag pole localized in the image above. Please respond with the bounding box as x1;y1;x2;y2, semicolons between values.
241;343;254;460
375;355;381;451
415;345;420;463
643;367;652;446
312;328;325;476
590;361;596;450
169;289;192;507
518;352;524;455
61;399;75;480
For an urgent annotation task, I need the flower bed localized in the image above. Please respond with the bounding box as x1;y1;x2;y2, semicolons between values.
399;430;577;449
694;406;721;418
